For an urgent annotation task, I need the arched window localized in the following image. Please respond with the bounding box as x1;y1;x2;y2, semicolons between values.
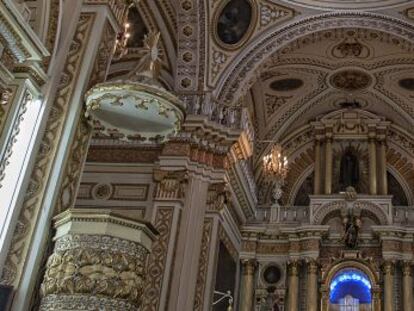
0;84;43;256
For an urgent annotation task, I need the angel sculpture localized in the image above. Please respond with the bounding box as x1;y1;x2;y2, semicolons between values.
128;32;162;82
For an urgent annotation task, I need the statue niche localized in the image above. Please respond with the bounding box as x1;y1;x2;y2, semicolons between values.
339;148;360;191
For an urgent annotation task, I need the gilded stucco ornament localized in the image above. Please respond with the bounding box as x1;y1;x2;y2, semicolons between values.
85;32;185;143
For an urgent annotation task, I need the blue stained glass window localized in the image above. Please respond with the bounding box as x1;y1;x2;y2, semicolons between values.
329;269;372;304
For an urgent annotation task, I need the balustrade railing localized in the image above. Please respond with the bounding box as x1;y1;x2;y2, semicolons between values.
181;94;253;131
252;205;414;226
253;206;310;224
393;206;414;225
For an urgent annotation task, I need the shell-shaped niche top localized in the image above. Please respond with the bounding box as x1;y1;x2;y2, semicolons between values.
215;0;254;48
85;32;185;143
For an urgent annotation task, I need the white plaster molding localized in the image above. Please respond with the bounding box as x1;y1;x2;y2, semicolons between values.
53;208;157;250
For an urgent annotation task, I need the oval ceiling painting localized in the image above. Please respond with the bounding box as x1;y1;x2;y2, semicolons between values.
399;78;414;91
216;0;253;46
270;78;304;92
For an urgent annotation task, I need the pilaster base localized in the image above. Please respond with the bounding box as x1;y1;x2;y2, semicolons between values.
39;209;157;310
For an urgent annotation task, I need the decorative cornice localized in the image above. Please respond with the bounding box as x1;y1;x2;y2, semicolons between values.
53;208;158;243
0;0;49;62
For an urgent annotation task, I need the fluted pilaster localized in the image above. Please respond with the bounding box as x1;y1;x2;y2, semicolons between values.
314;139;321;195
402;262;413;311
383;261;394;311
239;259;256;311
306;260;318;311
378;139;388;195
368;137;377;195
324;137;333;194
287;261;300;311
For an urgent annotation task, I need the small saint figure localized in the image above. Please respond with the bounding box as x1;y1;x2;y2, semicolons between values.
342;214;361;249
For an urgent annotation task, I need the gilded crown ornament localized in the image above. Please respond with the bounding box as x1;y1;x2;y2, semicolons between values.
85;32;185;143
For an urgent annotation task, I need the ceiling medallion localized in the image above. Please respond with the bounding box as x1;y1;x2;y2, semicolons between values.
214;0;256;49
399;78;414;91
85;33;185;143
270;78;304;92
332;38;370;59
330;70;372;91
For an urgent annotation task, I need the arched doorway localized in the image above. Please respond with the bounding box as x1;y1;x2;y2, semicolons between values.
321;260;381;311
329;268;372;310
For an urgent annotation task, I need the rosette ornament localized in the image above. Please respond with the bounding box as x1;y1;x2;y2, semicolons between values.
85;32;185;143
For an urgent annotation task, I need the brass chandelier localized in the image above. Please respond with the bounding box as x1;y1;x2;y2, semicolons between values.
263;144;288;204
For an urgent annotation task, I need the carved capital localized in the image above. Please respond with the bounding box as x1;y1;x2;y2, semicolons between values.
402;261;412;277
307;259;319;275
288;260;300;277
241;259;256;276
207;182;231;212
382;261;395;275
153;169;188;199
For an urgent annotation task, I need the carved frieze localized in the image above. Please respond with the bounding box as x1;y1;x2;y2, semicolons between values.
37;208;155;311
40;235;148;308
256;242;290;255
78;182;149;202
87;145;161;163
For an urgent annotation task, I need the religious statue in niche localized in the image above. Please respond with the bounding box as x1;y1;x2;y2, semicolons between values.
339;148;360;190
340;198;362;249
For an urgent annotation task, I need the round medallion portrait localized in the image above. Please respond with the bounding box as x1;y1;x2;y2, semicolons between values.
216;0;253;47
263;265;282;285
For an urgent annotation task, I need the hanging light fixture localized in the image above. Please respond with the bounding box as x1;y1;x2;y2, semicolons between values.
263;144;288;204
113;21;132;60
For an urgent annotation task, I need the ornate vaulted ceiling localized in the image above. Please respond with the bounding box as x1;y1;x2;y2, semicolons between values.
279;0;412;10
250;27;414;162
98;0;414;208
